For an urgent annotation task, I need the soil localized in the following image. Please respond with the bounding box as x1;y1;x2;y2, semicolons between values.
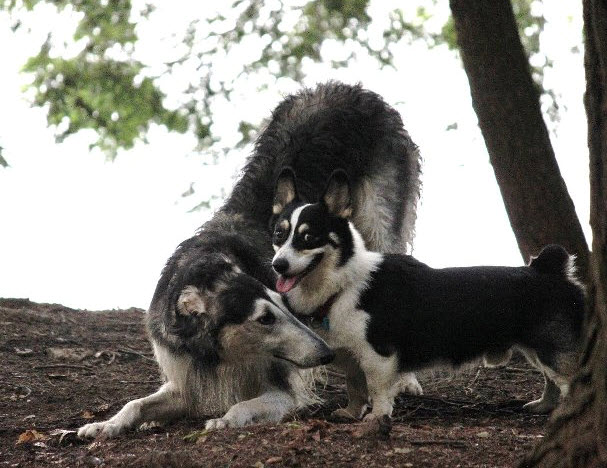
0;298;549;467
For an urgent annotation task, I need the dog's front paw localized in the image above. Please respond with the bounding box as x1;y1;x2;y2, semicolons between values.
400;373;423;396
205;417;230;430
78;421;124;439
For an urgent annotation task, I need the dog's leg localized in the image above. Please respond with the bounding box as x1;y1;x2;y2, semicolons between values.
332;360;369;420
205;389;295;430
78;383;184;439
520;348;569;413
358;352;400;421
523;374;561;413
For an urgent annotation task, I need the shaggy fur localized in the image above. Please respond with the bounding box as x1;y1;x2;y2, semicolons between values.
78;82;422;438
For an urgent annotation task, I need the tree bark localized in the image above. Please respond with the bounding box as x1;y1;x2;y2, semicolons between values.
449;0;590;282
523;0;607;466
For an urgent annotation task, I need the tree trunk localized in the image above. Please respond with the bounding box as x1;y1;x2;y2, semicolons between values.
523;0;607;466
449;0;590;282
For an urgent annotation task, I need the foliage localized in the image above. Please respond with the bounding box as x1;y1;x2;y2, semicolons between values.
3;0;194;158
1;0;558;158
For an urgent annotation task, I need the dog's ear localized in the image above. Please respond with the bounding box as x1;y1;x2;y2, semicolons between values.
174;285;221;364
174;282;223;334
177;286;207;316
273;167;298;215
322;170;352;218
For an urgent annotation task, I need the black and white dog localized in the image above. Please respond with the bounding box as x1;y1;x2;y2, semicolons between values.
79;82;422;438
271;169;585;422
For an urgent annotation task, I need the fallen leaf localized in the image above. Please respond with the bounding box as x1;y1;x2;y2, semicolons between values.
266;456;283;464
351;415;391;440
183;429;210;443
311;430;321;442
82;410;95;419
477;431;490;438
14;347;33;355
252;462;264;468
87;441;103;451
16;430;47;445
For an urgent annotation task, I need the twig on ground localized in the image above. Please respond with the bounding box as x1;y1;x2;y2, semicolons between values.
34;364;93;371
117;347;156;362
465;367;483;392
409;439;467;448
503;367;540;374
119;379;163;384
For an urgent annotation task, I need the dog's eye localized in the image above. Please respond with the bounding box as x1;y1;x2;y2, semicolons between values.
303;233;313;243
274;228;287;243
257;311;276;326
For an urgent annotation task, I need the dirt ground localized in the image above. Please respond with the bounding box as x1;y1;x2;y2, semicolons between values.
0;298;550;467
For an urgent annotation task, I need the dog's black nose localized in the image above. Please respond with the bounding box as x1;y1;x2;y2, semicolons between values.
272;258;290;274
319;350;336;365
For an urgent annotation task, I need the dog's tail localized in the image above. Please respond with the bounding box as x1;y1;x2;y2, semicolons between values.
529;244;570;274
529;244;582;287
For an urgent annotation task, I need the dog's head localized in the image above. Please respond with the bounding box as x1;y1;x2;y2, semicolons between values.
170;254;334;368
271;168;354;294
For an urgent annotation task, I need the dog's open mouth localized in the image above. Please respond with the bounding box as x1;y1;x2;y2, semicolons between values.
275;254;323;293
276;274;302;293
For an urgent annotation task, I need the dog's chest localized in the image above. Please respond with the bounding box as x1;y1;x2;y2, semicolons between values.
319;300;370;354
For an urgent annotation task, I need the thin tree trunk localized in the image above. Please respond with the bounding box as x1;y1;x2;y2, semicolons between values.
523;0;607;465
449;0;590;281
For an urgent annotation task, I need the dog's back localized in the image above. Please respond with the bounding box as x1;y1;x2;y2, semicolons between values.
224;81;421;253
362;245;585;370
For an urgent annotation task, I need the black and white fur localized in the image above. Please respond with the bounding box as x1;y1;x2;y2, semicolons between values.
78;82;422;437
271;169;585;421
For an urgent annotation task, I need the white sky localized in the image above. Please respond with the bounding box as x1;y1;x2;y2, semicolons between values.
0;1;590;310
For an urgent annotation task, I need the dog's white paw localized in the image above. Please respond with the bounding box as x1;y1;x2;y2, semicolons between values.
205;417;230;430
138;421;163;432
400;374;423;396
78;421;124;439
523;399;556;414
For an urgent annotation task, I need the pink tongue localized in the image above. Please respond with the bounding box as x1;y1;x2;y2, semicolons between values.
276;275;298;293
